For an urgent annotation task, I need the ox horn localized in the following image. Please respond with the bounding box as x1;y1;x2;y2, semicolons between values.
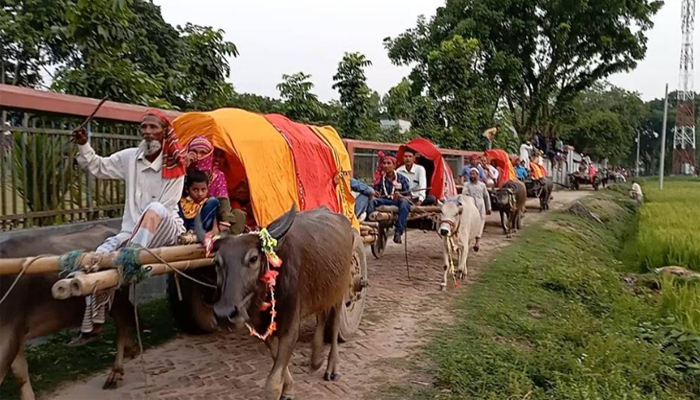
267;205;297;240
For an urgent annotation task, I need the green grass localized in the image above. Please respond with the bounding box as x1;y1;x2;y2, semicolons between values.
384;191;699;399
0;297;178;400
636;180;700;272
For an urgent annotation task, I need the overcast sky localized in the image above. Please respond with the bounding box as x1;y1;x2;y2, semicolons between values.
156;0;686;102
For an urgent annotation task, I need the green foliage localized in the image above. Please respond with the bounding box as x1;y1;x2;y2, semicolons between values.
333;52;381;139
10;133;80;225
385;192;699;399
0;0;69;86
385;0;662;141
173;23;238;110
382;78;413;120
3;0;238;109
276;72;327;124
636;180;700;271
227;92;284;114
557;84;648;162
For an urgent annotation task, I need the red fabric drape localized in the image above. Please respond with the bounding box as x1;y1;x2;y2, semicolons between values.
264;114;339;212
397;138;457;200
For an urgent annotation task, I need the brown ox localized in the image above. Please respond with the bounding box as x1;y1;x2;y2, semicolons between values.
491;180;527;237
201;206;354;400
0;225;137;400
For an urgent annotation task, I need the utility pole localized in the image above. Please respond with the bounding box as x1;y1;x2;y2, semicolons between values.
635;129;641;177
660;83;669;190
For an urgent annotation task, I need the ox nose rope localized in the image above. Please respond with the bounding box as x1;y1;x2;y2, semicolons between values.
0;255;50;307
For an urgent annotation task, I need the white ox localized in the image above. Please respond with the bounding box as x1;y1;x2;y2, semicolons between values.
437;195;482;289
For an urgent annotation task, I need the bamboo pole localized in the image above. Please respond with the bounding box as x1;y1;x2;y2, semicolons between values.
51;279;72;300
0;245;205;276
52;258;215;300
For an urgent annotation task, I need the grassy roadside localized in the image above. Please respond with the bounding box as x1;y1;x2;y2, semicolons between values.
381;189;699;399
636;180;700;271
0;297;178;400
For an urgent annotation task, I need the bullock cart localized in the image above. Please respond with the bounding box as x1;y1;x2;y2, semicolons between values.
0;108;371;342
367;138;458;259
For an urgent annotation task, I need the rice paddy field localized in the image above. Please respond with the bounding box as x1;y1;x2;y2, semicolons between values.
637;179;700;272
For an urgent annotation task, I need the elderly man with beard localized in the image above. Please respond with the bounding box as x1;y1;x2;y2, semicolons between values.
68;109;186;345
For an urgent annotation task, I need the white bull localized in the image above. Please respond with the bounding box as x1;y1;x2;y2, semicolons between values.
438;195;482;289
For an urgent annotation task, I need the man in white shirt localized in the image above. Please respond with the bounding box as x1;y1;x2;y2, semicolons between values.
397;148;436;205
69;109;186;345
519;140;533;170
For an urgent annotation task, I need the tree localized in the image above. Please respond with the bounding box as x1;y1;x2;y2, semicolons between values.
228;92;284;114
383;78;414;120
174;23;238;110
557;84;647;163
3;0;239;109
0;0;70;86
385;0;663;139
332;52;380;139
276;72;326;124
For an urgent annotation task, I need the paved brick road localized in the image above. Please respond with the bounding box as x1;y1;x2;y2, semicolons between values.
49;193;588;400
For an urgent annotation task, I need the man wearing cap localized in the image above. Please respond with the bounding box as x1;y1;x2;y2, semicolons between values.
369;154;411;244
397;148;436;206
69;109;186;345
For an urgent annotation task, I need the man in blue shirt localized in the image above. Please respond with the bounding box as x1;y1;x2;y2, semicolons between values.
459;155;486;185
368;154;411;244
515;160;529;181
350;177;375;221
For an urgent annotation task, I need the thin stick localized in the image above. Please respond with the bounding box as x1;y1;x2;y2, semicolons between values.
71;96;109;138
404;231;410;280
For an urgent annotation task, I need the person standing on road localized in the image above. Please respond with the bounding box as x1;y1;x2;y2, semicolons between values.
463;168;491;252
69;109;186;346
397;148;436;206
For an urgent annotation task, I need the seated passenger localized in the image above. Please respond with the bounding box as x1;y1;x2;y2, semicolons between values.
397;148;436;206
350;177;376;221
516;160;529;181
178;170;220;233
186;136;245;234
230;179;257;232
482;155;499;188
368;154;411;244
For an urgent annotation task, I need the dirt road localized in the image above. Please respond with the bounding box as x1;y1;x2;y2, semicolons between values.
49;190;591;400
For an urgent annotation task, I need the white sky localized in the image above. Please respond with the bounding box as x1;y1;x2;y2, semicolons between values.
155;0;688;102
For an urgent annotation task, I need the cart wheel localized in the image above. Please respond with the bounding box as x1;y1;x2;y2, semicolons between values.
371;226;388;259
167;270;218;334
327;234;369;343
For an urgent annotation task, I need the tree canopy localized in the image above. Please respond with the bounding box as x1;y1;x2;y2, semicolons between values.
1;0;675;164
385;0;663;142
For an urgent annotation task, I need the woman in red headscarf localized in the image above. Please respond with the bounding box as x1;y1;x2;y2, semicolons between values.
185;136;246;234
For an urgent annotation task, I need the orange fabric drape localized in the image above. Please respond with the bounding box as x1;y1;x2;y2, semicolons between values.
485;149;517;187
173;109;300;227
529;162;547;180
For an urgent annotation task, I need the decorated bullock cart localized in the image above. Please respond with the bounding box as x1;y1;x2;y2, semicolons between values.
0;108;372;341
366;138;458;259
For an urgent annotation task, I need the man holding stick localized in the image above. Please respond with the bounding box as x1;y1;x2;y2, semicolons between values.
369;154;411;244
69;109;186;345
